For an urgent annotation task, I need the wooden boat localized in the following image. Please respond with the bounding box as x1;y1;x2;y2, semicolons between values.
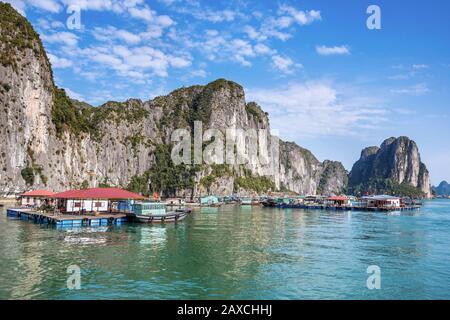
127;208;192;223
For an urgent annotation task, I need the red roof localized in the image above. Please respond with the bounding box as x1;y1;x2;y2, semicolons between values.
328;196;349;201
21;190;56;197
52;188;145;200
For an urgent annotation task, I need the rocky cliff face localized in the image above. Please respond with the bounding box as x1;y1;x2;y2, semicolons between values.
0;3;347;197
348;137;432;197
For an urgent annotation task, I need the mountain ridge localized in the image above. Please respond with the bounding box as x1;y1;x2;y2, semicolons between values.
0;3;349;197
0;3;432;198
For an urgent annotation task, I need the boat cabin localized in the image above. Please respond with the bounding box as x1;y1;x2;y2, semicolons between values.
132;202;166;216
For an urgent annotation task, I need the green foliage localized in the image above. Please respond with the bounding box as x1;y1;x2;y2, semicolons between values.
350;178;426;198
51;89;150;140
98;177;111;188
23;145;47;185
80;180;89;189
125;134;147;154
234;168;275;194
199;164;233;191
245;102;267;123
318;161;349;195
0;2;50;74
21;167;34;185
127;144;199;197
52;88;95;137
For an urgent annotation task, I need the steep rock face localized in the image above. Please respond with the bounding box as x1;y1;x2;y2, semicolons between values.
433;181;450;196
0;3;347;197
318;160;348;195
348;137;432;197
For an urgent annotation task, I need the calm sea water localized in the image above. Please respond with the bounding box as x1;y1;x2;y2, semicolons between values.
0;200;449;300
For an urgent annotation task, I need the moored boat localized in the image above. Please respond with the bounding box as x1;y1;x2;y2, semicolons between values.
128;209;191;223
126;201;192;223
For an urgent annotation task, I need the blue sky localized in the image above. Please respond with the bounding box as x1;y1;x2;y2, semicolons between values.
5;0;450;184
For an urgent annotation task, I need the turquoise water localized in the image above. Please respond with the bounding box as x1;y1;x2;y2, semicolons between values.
0;200;449;299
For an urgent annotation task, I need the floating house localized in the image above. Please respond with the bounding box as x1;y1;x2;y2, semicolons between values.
200;195;220;206
363;195;401;209
52;188;145;213
20;190;56;208
327;196;351;207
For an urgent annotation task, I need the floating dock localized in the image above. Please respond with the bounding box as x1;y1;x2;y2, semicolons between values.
6;208;128;228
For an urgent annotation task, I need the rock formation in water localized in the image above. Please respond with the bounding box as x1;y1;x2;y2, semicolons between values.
348;137;432;198
0;3;348;197
433;181;450;197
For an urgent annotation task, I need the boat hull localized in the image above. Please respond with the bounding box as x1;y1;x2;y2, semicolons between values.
127;209;191;223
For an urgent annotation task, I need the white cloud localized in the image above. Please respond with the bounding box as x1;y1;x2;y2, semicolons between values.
48;53;73;68
93;26;142;44
190;69;207;78
254;43;274;55
65;88;84;101
128;5;174;27
247;81;387;138
271;55;294;73
316;45;350;56
41;31;79;46
412;64;429;69
391;83;430;95
28;0;61;13
278;5;321;25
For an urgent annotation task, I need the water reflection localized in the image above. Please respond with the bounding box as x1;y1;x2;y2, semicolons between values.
1;201;450;299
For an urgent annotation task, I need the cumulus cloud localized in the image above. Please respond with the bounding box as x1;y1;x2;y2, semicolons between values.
48;53;73;68
278;5;321;25
271;55;295;74
41;31;79;46
93;26;142;44
247;81;387;138
316;45;350;56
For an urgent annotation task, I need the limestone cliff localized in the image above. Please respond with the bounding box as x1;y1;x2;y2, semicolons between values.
348;137;432;197
433;181;450;197
0;3;347;197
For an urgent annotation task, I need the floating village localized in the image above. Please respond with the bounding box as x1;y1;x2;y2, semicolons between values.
2;187;423;228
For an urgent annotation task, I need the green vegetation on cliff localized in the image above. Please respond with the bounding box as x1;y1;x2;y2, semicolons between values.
127;144;198;197
0;2;51;75
234;168;275;194
52;89;149;140
350;178;426;198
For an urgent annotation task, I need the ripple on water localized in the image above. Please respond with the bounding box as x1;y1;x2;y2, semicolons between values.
1;201;450;299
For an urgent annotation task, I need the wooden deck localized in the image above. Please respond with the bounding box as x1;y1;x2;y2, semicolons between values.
6;208;128;227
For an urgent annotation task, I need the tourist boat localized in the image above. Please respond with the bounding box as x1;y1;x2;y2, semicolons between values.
126;202;192;223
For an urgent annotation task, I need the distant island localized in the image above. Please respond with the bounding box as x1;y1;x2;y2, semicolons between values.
0;3;433;199
433;181;450;197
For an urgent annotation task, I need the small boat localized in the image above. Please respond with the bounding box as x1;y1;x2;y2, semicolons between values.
126;201;191;223
128;208;191;223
